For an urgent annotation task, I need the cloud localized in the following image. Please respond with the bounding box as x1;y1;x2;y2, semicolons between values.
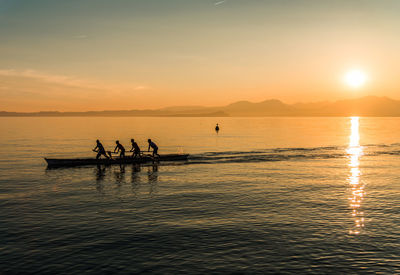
75;34;88;39
133;86;150;91
0;69;97;89
0;69;149;92
214;0;227;6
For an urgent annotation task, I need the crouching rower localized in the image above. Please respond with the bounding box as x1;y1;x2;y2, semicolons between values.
93;139;109;159
130;138;141;158
147;139;160;157
114;140;126;158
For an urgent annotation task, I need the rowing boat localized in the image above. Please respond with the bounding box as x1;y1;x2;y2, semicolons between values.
45;154;189;168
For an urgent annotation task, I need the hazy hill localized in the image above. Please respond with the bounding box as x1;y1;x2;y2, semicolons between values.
317;96;400;116
218;96;400;116
224;99;296;116
159;106;209;112
0;110;228;117
2;96;400;117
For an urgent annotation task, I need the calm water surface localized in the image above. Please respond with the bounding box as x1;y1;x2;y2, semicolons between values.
0;117;399;273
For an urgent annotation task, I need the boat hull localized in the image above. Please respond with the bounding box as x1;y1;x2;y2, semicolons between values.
45;154;189;168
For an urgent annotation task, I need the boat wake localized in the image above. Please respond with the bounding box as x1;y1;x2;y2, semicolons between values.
187;143;400;165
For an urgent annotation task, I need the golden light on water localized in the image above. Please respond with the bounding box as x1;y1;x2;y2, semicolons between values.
347;117;365;235
349;116;360;147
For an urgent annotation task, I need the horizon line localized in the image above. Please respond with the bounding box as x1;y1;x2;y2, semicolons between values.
0;95;396;114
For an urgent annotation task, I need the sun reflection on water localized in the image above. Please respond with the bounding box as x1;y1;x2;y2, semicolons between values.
347;117;365;235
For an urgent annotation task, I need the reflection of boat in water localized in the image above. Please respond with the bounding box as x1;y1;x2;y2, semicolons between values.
147;164;158;184
45;154;189;168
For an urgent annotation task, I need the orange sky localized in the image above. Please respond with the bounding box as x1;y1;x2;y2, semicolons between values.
1;0;400;111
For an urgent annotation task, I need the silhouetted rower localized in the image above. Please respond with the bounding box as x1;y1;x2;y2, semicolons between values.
114;140;126;158
130;138;141;158
215;123;220;132
93;139;109;159
147;139;160;157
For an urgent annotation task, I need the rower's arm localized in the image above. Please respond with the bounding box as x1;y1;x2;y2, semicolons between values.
148;144;150;151
114;145;118;152
93;145;98;151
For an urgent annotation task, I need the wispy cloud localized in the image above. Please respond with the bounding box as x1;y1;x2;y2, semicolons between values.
0;69;150;92
74;34;88;39
214;0;227;6
0;69;98;89
133;86;150;91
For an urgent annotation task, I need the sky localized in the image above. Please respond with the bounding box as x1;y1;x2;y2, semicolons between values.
1;0;400;111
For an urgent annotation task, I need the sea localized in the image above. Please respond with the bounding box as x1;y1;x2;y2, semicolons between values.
0;117;399;274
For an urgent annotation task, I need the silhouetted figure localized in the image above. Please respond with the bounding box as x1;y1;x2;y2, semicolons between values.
130;138;141;158
147;139;160;157
215;123;220;133
114;140;126;158
93;139;109;159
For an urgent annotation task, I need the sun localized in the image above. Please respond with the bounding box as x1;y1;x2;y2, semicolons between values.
344;69;367;88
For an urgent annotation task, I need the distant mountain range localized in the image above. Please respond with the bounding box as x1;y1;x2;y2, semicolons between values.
2;96;400;117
